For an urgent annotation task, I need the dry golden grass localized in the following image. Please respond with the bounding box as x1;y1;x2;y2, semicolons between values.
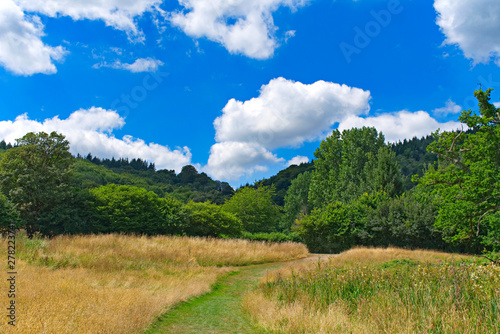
245;247;500;334
0;233;308;333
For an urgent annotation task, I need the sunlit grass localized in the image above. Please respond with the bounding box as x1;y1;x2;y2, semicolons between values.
0;232;308;333
245;247;500;334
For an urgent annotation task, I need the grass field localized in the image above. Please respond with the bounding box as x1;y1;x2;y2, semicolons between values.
245;247;500;334
0;232;309;333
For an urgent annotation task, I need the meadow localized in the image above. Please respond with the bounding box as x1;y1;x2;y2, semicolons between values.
245;247;500;334
0;232;309;333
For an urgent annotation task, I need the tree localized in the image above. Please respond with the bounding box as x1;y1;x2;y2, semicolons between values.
90;184;169;235
222;185;282;233
309;127;395;207
0;132;73;237
297;201;358;253
419;88;500;252
283;171;313;231
0;193;22;234
184;201;242;237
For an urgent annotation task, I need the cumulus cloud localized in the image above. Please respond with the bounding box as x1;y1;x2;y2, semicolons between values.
287;155;309;166
169;0;308;59
0;0;67;75
93;57;164;72
214;77;371;149
432;99;463;116
15;0;162;41
338;110;463;143
434;0;500;66
0;108;192;172
204;141;283;180
206;77;371;181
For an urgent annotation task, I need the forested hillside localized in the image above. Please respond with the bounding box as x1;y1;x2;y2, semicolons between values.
75;155;234;204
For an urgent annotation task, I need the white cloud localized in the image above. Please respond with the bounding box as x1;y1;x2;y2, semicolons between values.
432;99;462;116
434;0;500;66
0;108;192;172
15;0;163;41
0;0;67;75
338;110;463;143
206;77;371;181
169;0;308;59
494;102;500;108
284;30;296;43
204;141;283;180
287;155;309;166
94;57;164;72
214;77;371;149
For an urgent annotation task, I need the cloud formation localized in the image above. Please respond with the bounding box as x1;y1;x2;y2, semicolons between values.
0;108;192;172
206;77;371;180
432;99;462;116
214;77;371;149
338;110;463;143
205;141;284;180
15;0;162;41
0;0;67;75
169;0;308;59
93;57;164;72
287;155;309;167
434;0;500;66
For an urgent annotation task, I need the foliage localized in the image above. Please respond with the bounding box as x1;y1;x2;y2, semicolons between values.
309;127;400;208
240;231;303;243
391;135;437;190
184;201;243;237
419;88;500;252
0;132;74;237
282;171;313;232
223;185;282;233
76;156;234;204
297;201;358;253
0;193;22;234
254;162;314;206
90;184;174;235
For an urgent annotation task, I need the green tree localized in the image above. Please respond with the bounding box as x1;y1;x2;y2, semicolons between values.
184;201;242;237
309;127;387;207
297;201;358;253
364;146;404;197
0;132;73;237
0;193;22;234
283;171;312;231
223;185;281;233
419;88;500;252
90;184;168;235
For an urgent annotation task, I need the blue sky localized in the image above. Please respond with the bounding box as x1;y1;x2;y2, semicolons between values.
0;0;499;187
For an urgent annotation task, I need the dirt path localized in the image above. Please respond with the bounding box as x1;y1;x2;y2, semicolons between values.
144;255;333;334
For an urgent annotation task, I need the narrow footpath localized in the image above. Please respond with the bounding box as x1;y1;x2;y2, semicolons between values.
144;255;332;334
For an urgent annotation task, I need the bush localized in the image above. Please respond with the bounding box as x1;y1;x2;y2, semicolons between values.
297;202;358;253
240;231;303;243
90;184;168;235
184;201;243;237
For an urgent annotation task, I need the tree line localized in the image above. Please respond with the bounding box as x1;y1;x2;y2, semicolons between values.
0;88;498;259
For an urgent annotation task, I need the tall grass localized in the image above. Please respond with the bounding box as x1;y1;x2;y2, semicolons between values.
245;247;500;334
0;232;308;333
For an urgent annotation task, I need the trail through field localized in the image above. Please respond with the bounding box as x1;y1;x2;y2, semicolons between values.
144;255;333;334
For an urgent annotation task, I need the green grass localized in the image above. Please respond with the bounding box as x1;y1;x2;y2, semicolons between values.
252;248;500;333
144;263;288;334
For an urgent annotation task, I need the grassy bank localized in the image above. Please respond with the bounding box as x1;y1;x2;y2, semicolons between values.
0;233;308;333
245;247;500;334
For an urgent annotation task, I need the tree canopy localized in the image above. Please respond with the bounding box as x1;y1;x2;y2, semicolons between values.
0;132;74;237
419;88;500;252
223;185;281;233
